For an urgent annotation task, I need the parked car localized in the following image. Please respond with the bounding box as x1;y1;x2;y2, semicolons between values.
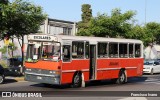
8;58;22;67
0;64;5;84
7;57;23;76
143;60;160;75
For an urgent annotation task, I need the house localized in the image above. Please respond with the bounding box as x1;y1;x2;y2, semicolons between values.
144;45;160;59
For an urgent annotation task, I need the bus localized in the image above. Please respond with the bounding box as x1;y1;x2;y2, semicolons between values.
24;34;143;87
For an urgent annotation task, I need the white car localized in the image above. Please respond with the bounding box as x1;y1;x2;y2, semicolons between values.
143;61;160;75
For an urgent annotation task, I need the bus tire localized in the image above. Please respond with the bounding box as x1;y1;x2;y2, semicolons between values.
72;72;82;88
116;70;126;84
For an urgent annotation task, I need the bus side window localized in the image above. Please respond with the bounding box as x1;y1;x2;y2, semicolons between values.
119;43;128;58
129;44;134;58
109;43;118;58
98;42;108;58
72;41;84;59
135;44;141;58
63;45;71;62
85;42;89;59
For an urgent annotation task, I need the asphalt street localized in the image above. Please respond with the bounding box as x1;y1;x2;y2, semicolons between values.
0;74;160;100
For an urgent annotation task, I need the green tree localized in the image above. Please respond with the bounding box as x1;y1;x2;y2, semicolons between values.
144;22;160;45
0;0;47;66
0;43;17;57
0;0;8;4
77;4;92;36
88;8;136;37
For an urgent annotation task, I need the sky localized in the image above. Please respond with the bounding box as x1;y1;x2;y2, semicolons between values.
29;0;159;25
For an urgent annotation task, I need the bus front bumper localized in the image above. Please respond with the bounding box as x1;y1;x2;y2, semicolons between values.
25;72;60;85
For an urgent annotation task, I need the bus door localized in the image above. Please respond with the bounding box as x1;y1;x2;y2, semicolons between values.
89;45;96;80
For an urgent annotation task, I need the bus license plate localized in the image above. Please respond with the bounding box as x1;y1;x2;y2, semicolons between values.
37;76;42;80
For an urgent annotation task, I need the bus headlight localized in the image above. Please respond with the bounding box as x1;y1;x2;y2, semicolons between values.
52;71;60;75
26;68;31;71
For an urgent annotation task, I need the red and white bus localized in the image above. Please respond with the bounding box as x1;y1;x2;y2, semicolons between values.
24;34;143;87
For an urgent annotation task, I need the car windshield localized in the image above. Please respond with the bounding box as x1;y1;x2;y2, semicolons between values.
26;41;61;62
144;61;159;65
144;62;153;65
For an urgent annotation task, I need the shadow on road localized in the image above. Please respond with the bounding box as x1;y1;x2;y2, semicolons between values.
127;76;148;83
29;76;148;89
3;78;18;84
30;83;71;89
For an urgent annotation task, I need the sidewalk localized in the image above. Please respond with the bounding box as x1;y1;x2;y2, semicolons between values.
5;76;25;82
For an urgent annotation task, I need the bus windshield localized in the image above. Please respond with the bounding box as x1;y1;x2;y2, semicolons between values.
26;42;61;62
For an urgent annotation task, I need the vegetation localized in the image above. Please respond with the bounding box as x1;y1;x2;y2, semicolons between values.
0;42;17;57
77;5;160;47
0;0;47;66
77;4;92;36
88;8;136;37
0;60;8;68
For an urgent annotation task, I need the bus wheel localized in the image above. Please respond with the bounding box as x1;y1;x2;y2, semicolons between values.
116;70;126;84
72;72;82;88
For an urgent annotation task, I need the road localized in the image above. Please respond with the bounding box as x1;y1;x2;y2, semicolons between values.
0;74;160;100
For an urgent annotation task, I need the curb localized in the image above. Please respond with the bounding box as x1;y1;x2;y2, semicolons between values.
6;76;25;82
14;77;25;82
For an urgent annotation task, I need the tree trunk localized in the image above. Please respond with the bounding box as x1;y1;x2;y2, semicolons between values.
21;35;24;73
12;37;13;57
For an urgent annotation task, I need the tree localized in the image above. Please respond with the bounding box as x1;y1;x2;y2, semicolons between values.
0;0;8;4
0;43;17;57
144;22;160;45
77;4;92;36
0;0;8;39
88;8;136;37
0;0;47;66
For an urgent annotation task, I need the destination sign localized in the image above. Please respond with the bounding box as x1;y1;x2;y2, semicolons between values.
34;36;51;40
28;35;58;41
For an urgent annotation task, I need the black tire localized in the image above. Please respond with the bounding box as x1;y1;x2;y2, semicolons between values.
150;69;154;75
116;70;126;84
72;72;82;88
0;74;5;84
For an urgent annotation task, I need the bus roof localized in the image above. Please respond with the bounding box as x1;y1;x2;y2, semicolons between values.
28;34;143;44
55;35;143;44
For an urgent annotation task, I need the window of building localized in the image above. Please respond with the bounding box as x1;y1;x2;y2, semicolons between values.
68;28;72;35
72;41;84;59
63;27;67;35
129;44;134;58
63;27;72;35
119;43;128;58
85;42;89;59
109;43;118;58
63;45;71;62
98;43;108;58
135;44;141;57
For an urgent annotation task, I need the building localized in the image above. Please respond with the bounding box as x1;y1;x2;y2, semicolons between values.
144;45;160;59
39;18;77;35
0;18;78;58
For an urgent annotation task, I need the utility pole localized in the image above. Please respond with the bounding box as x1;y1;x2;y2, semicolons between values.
145;0;147;25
